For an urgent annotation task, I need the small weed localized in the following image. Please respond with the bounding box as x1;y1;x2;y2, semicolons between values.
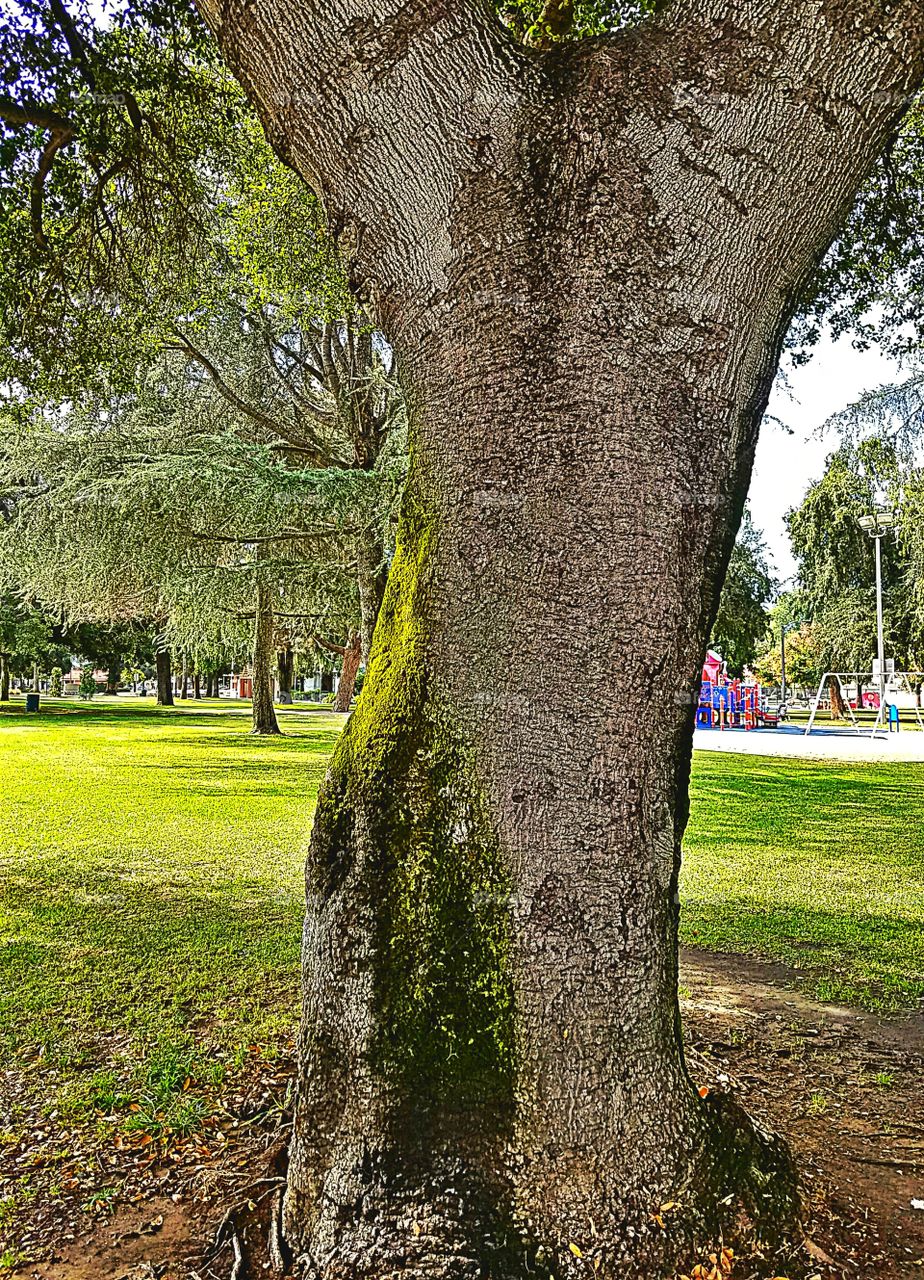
807;1092;829;1116
874;1071;895;1089
81;1186;117;1215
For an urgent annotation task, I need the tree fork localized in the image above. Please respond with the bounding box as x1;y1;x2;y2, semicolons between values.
195;0;924;1273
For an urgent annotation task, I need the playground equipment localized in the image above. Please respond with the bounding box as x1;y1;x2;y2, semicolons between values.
804;671;924;738
696;666;770;731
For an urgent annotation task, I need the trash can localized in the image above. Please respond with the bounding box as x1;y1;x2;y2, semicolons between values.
25;693;40;712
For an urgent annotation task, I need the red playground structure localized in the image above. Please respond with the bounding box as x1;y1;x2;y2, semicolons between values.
696;651;773;730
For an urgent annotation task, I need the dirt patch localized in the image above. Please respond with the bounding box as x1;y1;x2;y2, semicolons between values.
5;953;924;1279
681;947;924;1277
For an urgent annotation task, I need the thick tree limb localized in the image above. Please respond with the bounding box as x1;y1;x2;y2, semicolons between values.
0;97;74;134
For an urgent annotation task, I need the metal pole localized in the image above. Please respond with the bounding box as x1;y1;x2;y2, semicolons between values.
875;531;886;710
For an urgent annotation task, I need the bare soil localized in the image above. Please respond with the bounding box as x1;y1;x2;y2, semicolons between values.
5;951;923;1280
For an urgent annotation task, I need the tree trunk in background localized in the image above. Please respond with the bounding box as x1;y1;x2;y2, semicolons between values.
0;654;9;701
333;632;361;713
356;529;389;665
277;644;295;705
829;675;846;720
197;0;924;1271
156;651;174;707
106;660;121;696
180;659;189;699
252;581;281;736
194;672;202;700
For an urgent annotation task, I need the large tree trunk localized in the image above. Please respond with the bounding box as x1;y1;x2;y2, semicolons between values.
198;0;924;1272
333;631;361;712
194;671;202;700
252;580;282;735
277;642;295;705
155;650;174;707
0;653;9;702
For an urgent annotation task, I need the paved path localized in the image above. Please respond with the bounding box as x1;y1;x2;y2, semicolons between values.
694;723;924;761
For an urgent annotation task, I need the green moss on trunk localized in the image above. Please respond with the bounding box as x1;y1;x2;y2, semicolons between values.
308;493;515;1108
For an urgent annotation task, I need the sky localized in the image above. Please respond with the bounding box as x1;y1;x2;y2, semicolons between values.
749;333;904;585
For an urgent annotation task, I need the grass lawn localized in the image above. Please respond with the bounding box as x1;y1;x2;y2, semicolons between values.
682;751;924;1010
1;698;922;1086
0;698;342;1104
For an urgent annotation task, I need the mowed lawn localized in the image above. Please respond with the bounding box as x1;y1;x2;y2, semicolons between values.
0;698;342;1071
2;700;923;1084
683;751;924;1009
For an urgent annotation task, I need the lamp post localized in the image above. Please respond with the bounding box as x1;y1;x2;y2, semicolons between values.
859;509;898;713
780;619;807;717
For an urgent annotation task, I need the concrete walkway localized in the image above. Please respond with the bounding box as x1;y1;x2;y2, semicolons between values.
694;722;924;762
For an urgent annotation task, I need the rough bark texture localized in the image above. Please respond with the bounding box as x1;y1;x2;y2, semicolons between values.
334;631;362;712
155;650;174;708
252;581;282;735
829;674;847;719
196;0;924;1274
278;643;295;705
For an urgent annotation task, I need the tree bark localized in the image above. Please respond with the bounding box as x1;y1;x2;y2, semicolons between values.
197;0;924;1272
0;653;9;702
156;650;174;707
180;657;189;700
194;671;202;700
252;579;282;735
277;642;295;705
106;659;121;696
333;631;361;712
829;675;846;720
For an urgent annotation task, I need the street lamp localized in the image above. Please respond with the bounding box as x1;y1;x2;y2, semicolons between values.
859;509;899;712
780;619;807;716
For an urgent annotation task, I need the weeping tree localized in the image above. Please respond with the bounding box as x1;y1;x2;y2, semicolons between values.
709;509;775;676
0;357;390;733
788;436;924;696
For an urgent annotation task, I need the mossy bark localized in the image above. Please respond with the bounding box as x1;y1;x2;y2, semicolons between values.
284;486;800;1278
200;1;924;1274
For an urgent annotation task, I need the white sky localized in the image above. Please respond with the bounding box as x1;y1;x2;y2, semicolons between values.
749;333;904;584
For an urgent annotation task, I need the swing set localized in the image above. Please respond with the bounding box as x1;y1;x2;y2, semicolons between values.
804;670;924;738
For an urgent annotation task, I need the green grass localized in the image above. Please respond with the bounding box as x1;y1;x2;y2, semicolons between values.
2;699;922;1102
0;697;343;1072
683;752;924;1010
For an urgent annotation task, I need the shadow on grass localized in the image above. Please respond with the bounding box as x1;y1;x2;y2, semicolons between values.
0;864;307;1062
681;898;924;1009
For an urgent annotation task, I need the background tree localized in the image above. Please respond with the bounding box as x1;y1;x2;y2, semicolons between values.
787;437;924;700
709;509;774;675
